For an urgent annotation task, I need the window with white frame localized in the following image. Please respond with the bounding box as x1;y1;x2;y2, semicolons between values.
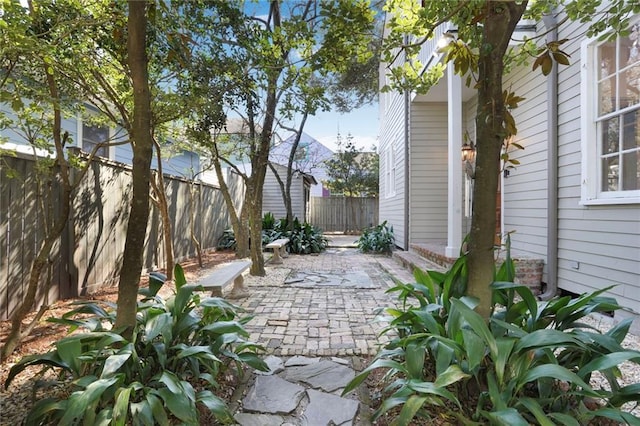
82;122;109;158
384;143;397;198
581;19;640;204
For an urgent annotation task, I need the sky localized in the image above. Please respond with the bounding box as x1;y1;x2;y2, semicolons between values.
299;103;379;153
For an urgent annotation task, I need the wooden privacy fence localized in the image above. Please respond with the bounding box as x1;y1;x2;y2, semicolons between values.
0;153;243;320
309;196;378;233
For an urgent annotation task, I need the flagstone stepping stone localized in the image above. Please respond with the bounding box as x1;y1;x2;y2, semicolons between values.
285;271;377;289
243;375;305;414
281;360;355;392
331;357;350;366
284;356;321;367
301;389;359;426
256;355;285;375
234;413;285;426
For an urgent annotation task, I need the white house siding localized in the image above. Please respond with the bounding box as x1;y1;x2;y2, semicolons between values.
0;102;78;155
378;88;407;248
554;17;640;321
262;163;306;220
502;61;549;272
409;102;448;242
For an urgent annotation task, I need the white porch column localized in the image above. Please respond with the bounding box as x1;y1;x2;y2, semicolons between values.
446;67;463;257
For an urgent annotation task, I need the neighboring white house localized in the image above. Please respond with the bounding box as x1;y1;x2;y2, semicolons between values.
0;102;200;178
379;14;640;328
270;132;334;197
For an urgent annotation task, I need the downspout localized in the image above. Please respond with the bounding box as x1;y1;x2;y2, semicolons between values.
540;13;559;300
404;34;410;250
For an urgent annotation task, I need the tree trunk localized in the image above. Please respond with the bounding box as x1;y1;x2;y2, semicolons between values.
284;115;307;226
466;1;526;319
150;164;174;280
210;149;250;258
0;215;67;360
115;0;153;339
188;183;203;267
1;12;77;358
247;185;265;276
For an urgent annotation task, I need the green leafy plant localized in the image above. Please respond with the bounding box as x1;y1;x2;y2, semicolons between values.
262;211;276;230
357;220;395;254
343;240;640;425
216;229;237;250
286;218;329;254
5;264;267;425
220;214;328;255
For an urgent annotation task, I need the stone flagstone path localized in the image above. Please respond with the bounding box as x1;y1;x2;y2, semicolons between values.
235;355;361;426
223;244;434;425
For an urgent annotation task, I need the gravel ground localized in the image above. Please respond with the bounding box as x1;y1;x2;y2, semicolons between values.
581;314;640;417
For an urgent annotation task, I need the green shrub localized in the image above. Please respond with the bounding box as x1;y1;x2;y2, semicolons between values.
287;218;328;254
219;213;328;255
216;229;237;250
357;220;395;254
343;238;640;425
5;265;267;425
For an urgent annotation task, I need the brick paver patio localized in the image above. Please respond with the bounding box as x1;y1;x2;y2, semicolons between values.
236;247;416;357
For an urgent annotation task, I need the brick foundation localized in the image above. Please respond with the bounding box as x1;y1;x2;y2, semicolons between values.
410;243;544;295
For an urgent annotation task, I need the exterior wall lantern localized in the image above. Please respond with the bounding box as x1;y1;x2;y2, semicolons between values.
461;140;476;179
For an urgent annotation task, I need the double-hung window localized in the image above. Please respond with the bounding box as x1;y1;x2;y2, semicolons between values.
82;122;109;158
581;19;640;204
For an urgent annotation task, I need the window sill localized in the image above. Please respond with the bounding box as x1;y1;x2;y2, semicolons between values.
580;197;640;206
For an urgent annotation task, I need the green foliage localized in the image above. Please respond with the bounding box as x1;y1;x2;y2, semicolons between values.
216;229;237;251
285;218;329;255
357;221;395;254
343;244;640;425
5;264;267;425
221;213;328;255
323;133;379;197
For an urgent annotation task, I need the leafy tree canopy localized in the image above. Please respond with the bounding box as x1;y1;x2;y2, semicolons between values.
323;133;379;197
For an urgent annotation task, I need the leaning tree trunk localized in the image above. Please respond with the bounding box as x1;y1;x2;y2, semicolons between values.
0;193;69;360
150;166;174;280
188;183;203;267
466;1;526;319
1;16;80;359
114;1;153;339
211;149;250;258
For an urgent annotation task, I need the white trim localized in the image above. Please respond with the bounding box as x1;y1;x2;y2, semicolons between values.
580;17;640;205
385;141;397;198
446;67;463;258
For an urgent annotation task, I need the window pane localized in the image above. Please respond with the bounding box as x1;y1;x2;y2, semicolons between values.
619;31;637;69
598;41;616;79
622;110;639;150
598;76;616;115
601;116;619;154
622;151;640;190
621;65;640;108
602;156;619;192
83;123;108;157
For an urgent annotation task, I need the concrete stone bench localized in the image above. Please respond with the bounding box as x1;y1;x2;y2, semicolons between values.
265;238;290;264
194;259;251;299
